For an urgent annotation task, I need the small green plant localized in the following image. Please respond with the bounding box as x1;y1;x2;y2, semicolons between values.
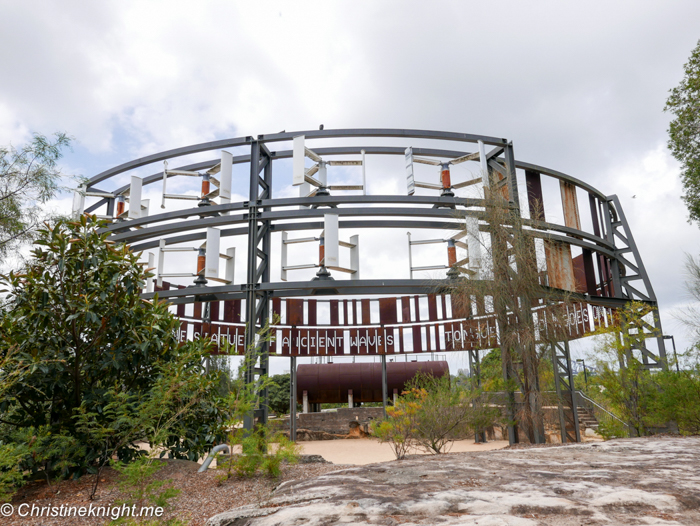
113;456;180;510
224;427;300;479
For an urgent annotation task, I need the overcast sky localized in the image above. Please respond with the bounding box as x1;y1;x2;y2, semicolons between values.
2;0;700;367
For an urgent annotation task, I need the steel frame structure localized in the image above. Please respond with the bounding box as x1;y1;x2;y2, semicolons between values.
78;128;667;445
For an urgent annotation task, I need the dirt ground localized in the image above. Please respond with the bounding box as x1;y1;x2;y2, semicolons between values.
299;437;509;464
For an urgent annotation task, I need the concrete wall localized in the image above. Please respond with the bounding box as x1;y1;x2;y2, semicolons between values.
296;407;384;435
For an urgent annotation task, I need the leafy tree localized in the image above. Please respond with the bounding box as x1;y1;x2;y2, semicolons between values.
665;40;700;223
0;215;226;483
0;133;71;260
267;373;291;416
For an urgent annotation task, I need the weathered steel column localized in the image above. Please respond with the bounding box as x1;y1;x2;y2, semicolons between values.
244;139;273;431
290;355;297;442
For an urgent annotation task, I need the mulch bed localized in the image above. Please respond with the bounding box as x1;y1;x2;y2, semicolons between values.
6;459;347;525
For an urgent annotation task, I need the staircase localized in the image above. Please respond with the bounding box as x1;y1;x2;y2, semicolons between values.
576;407;599;431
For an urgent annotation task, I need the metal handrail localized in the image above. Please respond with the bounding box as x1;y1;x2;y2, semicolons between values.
576;391;628;427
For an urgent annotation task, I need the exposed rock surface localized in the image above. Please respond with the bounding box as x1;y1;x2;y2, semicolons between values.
206;436;700;526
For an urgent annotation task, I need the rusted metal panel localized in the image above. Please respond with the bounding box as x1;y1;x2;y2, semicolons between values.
401;296;411;322
297;361;450;404
378;298;394;325
361;299;371;325
582;249;597;295
379;297;397;325
193;301;202;320
412;325;422;352
210;301;219;322
223;299;241;323
271;298;281;321
544;240;576;292
414;296;421;321
427;294;438;321
525;170;545;221
572;254;588;294
287;299;304;326
154;280;170;292
560;181;581;230
477;317;498;348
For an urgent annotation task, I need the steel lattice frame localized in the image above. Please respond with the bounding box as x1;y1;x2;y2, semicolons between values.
79;129;668;445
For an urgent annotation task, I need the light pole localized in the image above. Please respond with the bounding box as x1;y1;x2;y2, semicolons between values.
576;359;589;389
663;335;680;373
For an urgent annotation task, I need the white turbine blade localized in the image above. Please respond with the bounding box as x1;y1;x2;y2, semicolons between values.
324;214;339;268
72;185;85;218
413;156;441;166
224;247;235;283
405;147;415;196
161;161;168;209
450;152;480;165
128;176;143;219
478;140;490;188
327;160;362;166
157;239;166;287
466;216;482;269
219;151;233;204
293;135;306;186
165;169;200;177
350;234;360;280
146;252;155;293
414;181;443;190
361;149;366;196
205;228;221;279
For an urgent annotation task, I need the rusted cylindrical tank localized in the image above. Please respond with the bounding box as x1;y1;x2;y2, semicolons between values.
297;361;449;404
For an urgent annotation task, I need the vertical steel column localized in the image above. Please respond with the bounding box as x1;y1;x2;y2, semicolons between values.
381;354;388;418
290;356;297;442
551;340;581;443
244;139;273;431
503;142;520;207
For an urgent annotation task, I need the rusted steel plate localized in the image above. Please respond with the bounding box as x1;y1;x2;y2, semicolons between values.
525;170;546;221
287;299;304;326
307;299;317;326
361;298;371;325
210;301;220;322
223;299;241;323
193;301;202;320
560;181;581;230
544;240;576;292
427;294;438;321
379;297;398;325
297;361;450;404
401;296;411;322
